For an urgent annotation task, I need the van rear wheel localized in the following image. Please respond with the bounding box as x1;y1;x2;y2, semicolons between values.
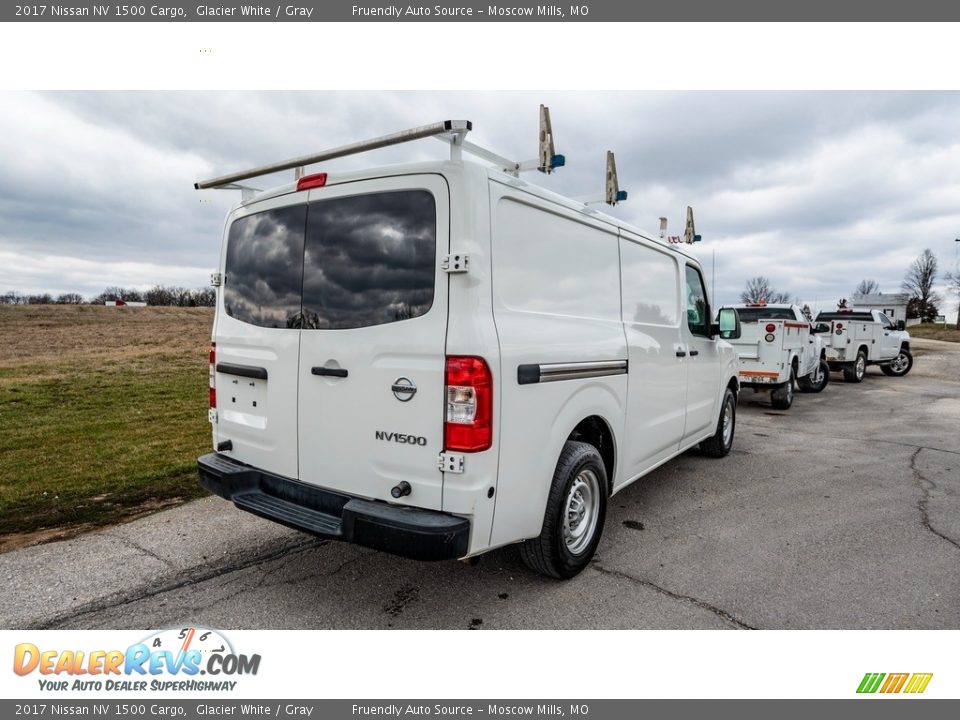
520;441;608;579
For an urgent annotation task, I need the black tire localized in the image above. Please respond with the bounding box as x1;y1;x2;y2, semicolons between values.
880;349;913;377
699;387;736;458
842;350;867;383
798;359;830;393
520;440;608;579
770;368;795;409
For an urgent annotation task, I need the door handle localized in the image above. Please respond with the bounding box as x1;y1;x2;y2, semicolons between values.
312;367;348;378
689;350;700;357
676;350;687;358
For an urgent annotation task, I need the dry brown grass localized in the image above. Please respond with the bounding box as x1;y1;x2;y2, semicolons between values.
0;304;212;365
908;323;960;343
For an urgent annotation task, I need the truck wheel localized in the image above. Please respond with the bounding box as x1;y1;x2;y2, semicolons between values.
699;387;736;458
798;360;830;393
520;440;608;579
881;349;913;377
842;351;867;383
770;371;795;409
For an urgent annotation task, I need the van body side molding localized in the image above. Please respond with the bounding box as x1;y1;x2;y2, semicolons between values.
216;362;268;380
517;359;628;385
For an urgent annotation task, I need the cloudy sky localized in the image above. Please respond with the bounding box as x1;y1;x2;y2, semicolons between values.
2;91;959;317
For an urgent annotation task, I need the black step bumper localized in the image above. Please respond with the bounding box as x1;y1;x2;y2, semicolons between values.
197;453;470;561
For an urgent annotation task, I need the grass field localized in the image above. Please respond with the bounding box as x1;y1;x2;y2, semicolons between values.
907;323;960;342
0;305;213;550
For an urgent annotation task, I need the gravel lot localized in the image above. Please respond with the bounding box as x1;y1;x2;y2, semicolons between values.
2;339;958;630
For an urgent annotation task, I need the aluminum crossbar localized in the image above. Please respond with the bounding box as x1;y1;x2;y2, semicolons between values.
194;120;472;190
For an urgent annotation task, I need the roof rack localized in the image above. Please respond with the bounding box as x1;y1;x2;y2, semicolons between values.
194;120;473;190
661;206;702;244
194;105;568;191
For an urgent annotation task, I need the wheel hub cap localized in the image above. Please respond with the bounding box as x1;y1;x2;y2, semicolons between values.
563;470;600;555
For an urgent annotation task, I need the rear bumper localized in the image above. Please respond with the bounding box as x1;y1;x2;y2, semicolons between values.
197;453;470;561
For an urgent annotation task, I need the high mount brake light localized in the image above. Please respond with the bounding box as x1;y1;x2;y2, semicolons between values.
296;172;328;191
444;356;492;452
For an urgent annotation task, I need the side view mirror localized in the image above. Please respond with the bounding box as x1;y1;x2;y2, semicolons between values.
896;320;905;331
812;322;831;334
713;306;741;340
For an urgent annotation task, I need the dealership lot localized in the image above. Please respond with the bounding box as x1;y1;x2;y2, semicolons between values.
2;338;958;630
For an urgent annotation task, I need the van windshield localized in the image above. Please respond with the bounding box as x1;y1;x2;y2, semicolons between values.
223;190;437;330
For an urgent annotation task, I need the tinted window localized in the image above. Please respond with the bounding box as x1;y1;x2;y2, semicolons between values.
620;240;679;326
223;205;306;328
684;265;710;337
735;306;796;323
816;312;874;322
301;190;437;330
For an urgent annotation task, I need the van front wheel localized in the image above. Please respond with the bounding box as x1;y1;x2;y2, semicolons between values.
520;441;608;579
699;387;736;458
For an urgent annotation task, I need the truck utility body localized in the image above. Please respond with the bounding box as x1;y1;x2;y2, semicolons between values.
726;304;828;409
815;308;913;382
196;114;742;578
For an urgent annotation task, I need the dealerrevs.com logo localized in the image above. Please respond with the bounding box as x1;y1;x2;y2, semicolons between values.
857;673;933;695
13;627;260;692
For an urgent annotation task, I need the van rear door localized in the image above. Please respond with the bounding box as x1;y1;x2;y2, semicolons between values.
214;197;306;481
297;175;450;511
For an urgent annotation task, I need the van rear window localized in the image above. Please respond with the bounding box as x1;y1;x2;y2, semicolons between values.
223;190;436;330
223;205;306;329
302;190;436;330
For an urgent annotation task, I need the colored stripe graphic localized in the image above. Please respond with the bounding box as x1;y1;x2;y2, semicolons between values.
880;673;909;693
903;673;933;694
857;673;885;693
857;672;933;694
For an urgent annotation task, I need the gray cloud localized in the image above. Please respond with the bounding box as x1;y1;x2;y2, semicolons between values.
1;91;959;317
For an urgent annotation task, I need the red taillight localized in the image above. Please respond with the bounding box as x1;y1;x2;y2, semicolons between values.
444;356;492;452
209;343;216;409
835;323;844;330
765;323;776;333
296;172;328;191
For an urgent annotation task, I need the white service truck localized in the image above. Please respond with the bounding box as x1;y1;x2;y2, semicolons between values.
725;303;829;409
194;112;744;579
814;308;913;382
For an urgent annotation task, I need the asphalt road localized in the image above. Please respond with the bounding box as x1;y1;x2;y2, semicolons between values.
2;339;958;630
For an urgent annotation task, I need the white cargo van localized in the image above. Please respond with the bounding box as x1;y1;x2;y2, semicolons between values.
196;118;743;578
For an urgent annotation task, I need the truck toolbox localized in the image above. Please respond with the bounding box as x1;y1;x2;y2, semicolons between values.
198;453;470;561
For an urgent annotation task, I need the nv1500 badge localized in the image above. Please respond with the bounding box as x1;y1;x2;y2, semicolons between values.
376;431;427;446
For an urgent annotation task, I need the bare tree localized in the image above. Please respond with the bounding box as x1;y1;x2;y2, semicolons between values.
902;249;940;323
855;278;880;296
55;293;85;304
739;276;792;304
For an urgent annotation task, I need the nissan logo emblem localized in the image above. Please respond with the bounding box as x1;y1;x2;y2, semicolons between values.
391;377;417;402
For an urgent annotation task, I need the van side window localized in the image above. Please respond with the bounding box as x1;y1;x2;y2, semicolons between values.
302;190;436;330
620;240;679;326
684;265;710;337
223;204;307;329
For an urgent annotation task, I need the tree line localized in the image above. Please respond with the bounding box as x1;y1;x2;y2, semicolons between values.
0;285;215;307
